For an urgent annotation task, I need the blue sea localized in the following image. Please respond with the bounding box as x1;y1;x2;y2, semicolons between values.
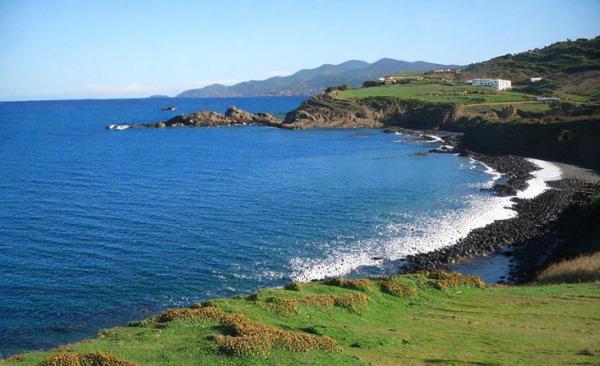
0;97;508;356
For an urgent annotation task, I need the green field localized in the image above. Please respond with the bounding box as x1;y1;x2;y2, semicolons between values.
338;83;536;105
463;102;551;114
4;273;599;366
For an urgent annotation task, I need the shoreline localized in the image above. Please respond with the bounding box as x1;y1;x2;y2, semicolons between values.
402;145;599;283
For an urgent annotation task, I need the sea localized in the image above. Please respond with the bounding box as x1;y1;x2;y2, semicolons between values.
0;96;556;356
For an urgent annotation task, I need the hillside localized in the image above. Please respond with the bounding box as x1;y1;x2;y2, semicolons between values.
3;273;599;366
177;59;457;97
464;36;600;96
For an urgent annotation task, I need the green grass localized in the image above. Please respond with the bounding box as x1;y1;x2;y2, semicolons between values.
463;102;551;114
3;273;600;366
338;82;535;105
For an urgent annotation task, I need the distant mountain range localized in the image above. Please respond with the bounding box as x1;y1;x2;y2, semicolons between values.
177;59;459;97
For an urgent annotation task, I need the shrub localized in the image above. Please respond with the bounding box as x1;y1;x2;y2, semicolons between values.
43;351;137;366
558;129;574;142
4;355;24;362
332;293;368;312
362;80;383;88
153;306;228;323
536;252;600;284
217;310;341;355
323;278;372;292
260;297;298;314
151;304;342;356
273;332;341;352
425;271;486;290
284;282;302;291
379;279;418;298
213;335;271;356
580;347;600;357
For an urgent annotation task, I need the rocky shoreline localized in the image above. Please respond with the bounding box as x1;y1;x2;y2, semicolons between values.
401;150;600;283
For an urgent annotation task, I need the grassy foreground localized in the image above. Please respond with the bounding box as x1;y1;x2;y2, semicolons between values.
2;272;599;366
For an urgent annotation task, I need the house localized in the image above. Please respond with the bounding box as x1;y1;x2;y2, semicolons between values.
472;78;512;91
530;77;543;83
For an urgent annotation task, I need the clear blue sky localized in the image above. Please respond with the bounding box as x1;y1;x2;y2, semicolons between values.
1;0;599;101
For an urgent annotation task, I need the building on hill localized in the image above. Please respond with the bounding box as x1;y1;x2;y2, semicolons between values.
529;77;543;83
472;78;512;91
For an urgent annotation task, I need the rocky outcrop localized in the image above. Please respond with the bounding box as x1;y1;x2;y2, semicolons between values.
106;107;284;130
281;95;458;130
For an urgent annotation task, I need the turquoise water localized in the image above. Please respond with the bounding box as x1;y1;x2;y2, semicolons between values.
0;97;500;355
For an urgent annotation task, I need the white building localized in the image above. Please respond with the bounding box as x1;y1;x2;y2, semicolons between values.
472;78;512;91
529;77;543;83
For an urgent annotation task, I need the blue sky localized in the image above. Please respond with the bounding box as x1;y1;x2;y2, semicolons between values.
1;0;599;101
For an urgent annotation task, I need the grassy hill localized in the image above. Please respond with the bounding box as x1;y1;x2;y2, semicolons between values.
464;36;600;96
3;273;599;366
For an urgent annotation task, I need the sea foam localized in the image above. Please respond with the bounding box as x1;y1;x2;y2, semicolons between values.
291;157;562;281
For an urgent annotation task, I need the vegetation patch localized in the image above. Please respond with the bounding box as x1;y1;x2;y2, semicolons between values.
378;278;418;298
42;351;137;366
260;297;298;314
536;252;600;284
217;310;340;355
150;306;229;323
424;270;486;290
258;293;369;314
323;278;372;292
580;348;600;357
147;305;341;356
283;281;303;291
3;355;23;362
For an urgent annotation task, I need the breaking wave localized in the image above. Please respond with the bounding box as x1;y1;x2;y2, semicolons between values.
290;157;562;281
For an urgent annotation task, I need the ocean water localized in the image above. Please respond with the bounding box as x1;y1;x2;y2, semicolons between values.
1;97;513;356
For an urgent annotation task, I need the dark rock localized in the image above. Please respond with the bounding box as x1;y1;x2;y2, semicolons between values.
106;106;284;130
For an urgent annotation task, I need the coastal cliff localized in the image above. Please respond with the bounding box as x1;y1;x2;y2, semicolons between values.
284;94;600;167
282;94;457;130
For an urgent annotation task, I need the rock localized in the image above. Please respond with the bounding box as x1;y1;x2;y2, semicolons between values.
492;183;518;196
429;145;455;154
224;106;253;124
105;107;284;130
106;124;130;130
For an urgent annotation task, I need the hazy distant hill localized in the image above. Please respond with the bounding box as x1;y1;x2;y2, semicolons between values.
464;36;600;95
177;59;457;97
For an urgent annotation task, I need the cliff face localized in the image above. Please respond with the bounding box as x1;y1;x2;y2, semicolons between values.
282;95;458;130
283;95;600;167
456;118;600;167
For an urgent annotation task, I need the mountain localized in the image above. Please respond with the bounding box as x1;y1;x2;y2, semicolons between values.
177;59;457;97
464;36;600;95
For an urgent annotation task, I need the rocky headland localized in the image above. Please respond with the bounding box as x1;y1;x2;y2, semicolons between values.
107;106;284;130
